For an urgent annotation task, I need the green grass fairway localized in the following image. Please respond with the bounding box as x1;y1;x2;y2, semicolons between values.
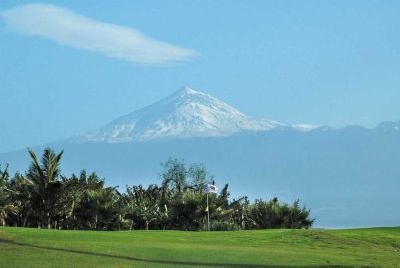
1;227;399;267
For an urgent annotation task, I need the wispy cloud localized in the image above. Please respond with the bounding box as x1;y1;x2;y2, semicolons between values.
0;3;197;65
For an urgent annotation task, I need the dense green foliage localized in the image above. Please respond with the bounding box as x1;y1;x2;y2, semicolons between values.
0;227;399;266
0;148;314;230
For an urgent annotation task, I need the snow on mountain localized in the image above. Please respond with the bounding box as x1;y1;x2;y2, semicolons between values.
292;124;319;132
81;87;313;143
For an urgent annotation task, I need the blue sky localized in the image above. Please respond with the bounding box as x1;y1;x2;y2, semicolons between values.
1;0;400;152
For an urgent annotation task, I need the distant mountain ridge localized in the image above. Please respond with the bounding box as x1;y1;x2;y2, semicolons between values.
79;87;316;143
1;87;400;228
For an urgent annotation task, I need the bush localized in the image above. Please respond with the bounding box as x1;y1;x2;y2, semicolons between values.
247;198;314;229
209;220;241;231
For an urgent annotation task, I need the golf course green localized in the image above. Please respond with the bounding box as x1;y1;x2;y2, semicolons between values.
1;227;399;266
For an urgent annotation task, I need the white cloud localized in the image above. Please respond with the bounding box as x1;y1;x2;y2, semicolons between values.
0;3;197;65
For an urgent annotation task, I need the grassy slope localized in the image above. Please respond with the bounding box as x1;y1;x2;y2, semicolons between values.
0;227;399;267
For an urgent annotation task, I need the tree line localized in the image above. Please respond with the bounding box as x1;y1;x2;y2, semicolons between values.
0;148;314;230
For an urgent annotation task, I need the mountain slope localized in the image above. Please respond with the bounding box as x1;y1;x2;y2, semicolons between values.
80;87;306;143
2;124;400;228
1;87;399;228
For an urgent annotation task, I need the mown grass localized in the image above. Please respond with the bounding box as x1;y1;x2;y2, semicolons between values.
1;227;399;267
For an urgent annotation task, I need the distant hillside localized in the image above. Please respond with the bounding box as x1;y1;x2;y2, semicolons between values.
1;87;399;228
1;124;400;228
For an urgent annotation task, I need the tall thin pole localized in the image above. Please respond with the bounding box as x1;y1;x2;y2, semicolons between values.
207;192;210;231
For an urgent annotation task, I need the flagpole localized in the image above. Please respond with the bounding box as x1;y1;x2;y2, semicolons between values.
205;183;217;231
207;192;210;231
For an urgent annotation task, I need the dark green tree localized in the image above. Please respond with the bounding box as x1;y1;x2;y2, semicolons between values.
0;164;18;226
26;148;64;228
124;184;166;230
75;186;121;230
161;158;188;196
7;172;32;227
58;170;104;229
187;163;209;194
248;198;314;229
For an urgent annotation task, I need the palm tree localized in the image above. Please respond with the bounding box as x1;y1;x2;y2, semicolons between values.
26;148;63;228
8;173;33;227
83;187;121;230
0;164;9;225
124;184;165;230
0;164;17;226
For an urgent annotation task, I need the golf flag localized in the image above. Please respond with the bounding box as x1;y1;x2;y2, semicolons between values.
206;184;218;194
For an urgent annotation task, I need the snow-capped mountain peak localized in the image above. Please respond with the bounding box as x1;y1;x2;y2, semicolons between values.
81;87;308;143
178;86;197;95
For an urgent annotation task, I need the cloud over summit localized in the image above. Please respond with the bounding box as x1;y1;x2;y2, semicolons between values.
1;3;197;65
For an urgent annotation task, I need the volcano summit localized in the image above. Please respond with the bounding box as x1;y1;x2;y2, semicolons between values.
81;87;314;143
